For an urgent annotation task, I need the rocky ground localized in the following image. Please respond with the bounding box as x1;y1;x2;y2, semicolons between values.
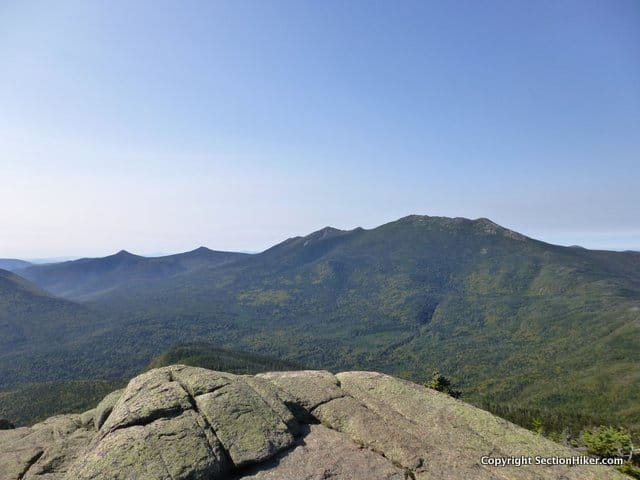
0;366;628;479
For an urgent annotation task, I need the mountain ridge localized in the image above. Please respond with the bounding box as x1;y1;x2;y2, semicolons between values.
17;246;249;301
0;258;32;272
2;215;639;429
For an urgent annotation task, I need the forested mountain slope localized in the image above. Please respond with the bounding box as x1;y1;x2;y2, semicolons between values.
3;215;639;427
0;269;101;356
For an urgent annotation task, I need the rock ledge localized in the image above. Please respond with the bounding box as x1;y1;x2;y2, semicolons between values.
0;366;627;479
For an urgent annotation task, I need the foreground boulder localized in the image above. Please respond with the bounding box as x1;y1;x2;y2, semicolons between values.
0;366;628;479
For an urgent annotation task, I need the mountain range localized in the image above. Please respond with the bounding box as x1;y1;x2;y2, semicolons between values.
1;215;639;431
15;247;248;301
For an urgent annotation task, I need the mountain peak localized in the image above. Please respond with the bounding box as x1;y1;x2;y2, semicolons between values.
113;249;135;258
391;214;528;241
309;226;343;237
180;246;214;256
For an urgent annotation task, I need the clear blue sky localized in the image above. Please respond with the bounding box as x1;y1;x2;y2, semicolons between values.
1;0;638;257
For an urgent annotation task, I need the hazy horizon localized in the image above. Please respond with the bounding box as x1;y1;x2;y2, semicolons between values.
2;1;638;257
3;214;640;260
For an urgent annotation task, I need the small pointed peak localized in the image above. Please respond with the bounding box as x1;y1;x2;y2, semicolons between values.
188;246;214;255
319;226;340;234
304;226;345;242
109;249;141;260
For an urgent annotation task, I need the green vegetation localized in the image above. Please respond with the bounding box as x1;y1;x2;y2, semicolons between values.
0;269;104;359
0;379;124;426
1;215;639;434
482;403;640;478
481;402;617;439
581;425;634;459
580;426;639;478
425;370;461;398
0;343;301;426
146;342;303;374
617;461;640;479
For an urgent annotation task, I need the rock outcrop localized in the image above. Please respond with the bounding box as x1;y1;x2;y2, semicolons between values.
0;366;628;479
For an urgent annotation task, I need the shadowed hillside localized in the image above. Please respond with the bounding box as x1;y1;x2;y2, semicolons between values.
0;269;102;357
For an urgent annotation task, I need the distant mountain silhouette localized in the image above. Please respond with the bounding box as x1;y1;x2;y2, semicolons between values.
0;258;32;272
18;247;249;301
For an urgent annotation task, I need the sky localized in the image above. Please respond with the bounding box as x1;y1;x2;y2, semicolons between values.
1;0;639;258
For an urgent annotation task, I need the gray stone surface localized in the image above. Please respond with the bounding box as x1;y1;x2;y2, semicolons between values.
66;410;228;480
236;424;407;480
312;395;426;472
78;408;95;429
23;428;94;479
99;369;193;435
257;370;345;410
0;414;94;480
170;365;234;396
334;371;621;480
241;376;301;434
0;367;629;480
93;389;124;430
195;377;294;467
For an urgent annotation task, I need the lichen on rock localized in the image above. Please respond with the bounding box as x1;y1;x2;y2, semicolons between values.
0;366;629;480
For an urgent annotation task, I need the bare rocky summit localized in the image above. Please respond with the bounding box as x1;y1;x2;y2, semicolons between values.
0;366;627;480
